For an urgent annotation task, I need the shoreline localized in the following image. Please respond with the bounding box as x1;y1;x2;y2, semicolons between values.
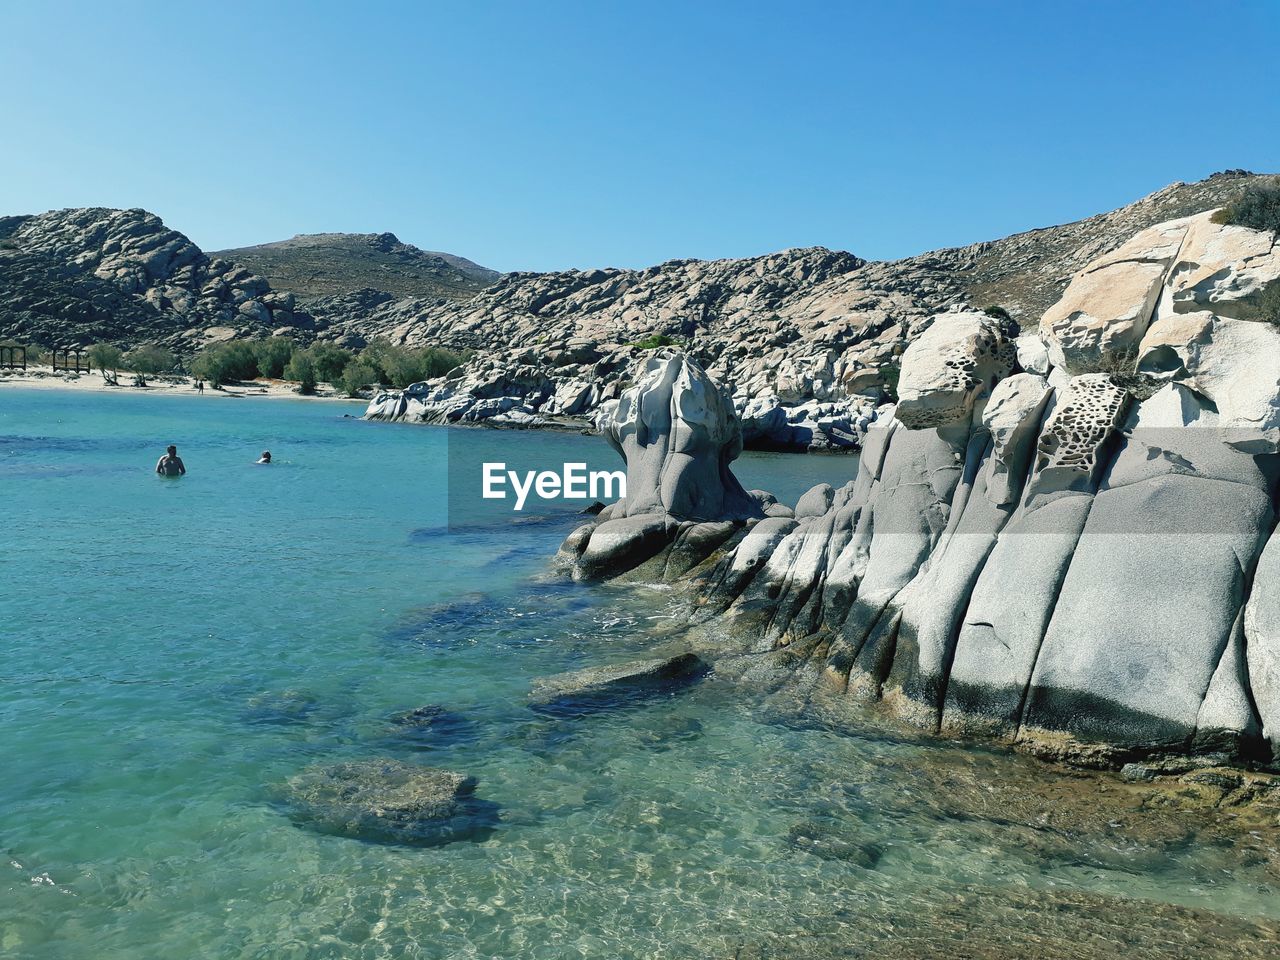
2;367;856;454
0;366;366;404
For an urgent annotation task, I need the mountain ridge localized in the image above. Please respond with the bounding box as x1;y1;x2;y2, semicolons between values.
213;231;500;305
2;173;1273;405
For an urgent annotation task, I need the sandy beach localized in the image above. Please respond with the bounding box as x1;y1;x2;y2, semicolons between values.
0;365;367;404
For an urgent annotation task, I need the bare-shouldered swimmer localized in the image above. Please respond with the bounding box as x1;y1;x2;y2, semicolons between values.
155;445;186;477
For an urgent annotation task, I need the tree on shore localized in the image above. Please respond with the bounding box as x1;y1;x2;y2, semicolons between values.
253;337;296;378
87;343;123;382
284;350;318;395
123;345;176;387
339;359;378;397
192;342;259;388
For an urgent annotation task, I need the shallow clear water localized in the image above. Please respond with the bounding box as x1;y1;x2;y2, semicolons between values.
2;389;1278;959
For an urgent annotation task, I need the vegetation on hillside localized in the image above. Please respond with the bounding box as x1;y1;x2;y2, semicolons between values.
213;233;500;302
1211;178;1280;234
632;334;677;350
1259;282;1280;326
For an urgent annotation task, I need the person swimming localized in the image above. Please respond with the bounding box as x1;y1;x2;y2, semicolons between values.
155;445;186;477
257;451;272;464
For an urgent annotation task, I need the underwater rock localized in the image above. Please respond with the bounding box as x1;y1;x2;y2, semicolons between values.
528;652;708;715
786;820;882;867
242;689;320;726
386;704;475;749
282;759;498;846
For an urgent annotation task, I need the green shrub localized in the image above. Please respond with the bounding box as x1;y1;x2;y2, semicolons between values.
284;350;318;394
123;344;175;376
253;337;296;378
1099;347;1161;401
983;305;1013;323
339;360;377;398
632;333;675;350
1258;281;1280;325
879;363;901;401
1211;177;1280;234
193;341;259;387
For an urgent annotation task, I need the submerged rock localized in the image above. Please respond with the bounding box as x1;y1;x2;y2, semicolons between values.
242;689;320;726
528;652;708;715
786;820;882;867
282;759;498;846
386;704;475;749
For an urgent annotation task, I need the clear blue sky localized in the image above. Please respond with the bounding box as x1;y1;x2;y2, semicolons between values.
2;1;1277;273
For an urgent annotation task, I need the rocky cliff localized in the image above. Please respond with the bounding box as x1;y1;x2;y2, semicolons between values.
556;207;1280;768
0;208;317;350
365;171;1275;450
0;211;501;354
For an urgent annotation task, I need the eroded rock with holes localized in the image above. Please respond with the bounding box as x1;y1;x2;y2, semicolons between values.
1025;374;1129;504
894;310;1016;429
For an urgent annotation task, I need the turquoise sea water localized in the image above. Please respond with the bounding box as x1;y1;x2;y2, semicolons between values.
3;389;1278;959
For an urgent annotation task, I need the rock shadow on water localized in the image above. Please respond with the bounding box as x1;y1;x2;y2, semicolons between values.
278;758;500;848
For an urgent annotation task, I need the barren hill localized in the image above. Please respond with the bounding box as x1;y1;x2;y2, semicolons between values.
214;232;499;304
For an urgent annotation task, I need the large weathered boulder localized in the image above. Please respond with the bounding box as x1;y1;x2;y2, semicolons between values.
547;210;1280;769
1246;527;1280;761
605;351;763;521
1040;219;1191;375
980;372;1051;505
1138;310;1280;441
1163;211;1280;319
893;309;1015;429
557;351;764;581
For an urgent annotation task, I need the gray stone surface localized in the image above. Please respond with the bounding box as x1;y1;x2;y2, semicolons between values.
544;205;1280;767
282;760;497;846
528;653;708;713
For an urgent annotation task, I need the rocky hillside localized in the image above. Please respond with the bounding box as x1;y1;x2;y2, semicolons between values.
0;208;315;350
365;171;1276;449
214;232;499;316
3;171;1270;423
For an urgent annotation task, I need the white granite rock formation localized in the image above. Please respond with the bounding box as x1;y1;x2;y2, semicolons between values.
552;209;1280;767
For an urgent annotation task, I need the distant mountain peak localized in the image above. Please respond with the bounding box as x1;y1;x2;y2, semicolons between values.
212;232;500;305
